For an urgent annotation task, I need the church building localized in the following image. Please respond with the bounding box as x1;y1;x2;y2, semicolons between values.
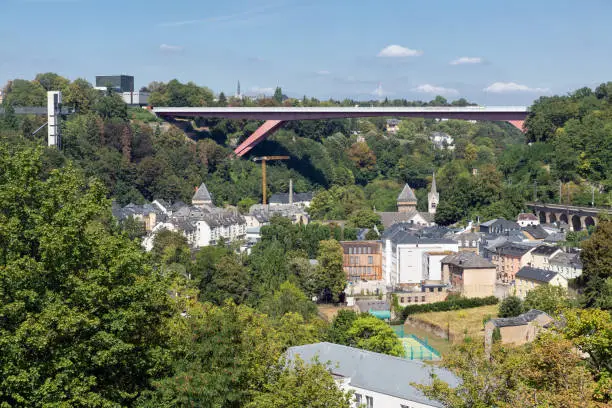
377;174;439;229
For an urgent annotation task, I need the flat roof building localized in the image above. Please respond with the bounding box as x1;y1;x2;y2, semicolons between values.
95;75;134;93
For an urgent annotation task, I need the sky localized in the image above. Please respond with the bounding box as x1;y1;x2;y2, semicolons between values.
2;0;612;105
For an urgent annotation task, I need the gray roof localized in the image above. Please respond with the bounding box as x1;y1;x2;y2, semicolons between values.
480;218;521;231
522;224;549;240
269;192;314;204
496;242;533;257
530;245;560;256
286;342;459;407
441;252;495;268
384;224;456;246
549;252;583;269
517;213;539;221
515;266;560;283
192;183;212;203
544;232;566;243
490;309;551;328
398;183;417;202
355;299;389;313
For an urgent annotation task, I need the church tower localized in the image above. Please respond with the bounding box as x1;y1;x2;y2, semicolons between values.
397;183;417;213
428;173;439;215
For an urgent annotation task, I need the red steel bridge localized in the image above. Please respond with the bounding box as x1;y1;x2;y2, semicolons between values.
151;106;529;157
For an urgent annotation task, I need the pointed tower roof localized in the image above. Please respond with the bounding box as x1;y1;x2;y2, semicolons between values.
430;173;437;195
193;182;212;203
398;183;417;202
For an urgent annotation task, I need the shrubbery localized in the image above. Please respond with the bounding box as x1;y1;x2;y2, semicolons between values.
400;295;499;320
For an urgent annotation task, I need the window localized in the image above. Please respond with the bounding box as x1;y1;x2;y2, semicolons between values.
414;296;418;303
400;297;404;303
368;256;373;264
367;266;372;274
349;248;353;254
422;296;426;302
407;297;411;303
366;396;373;408
355;393;362;405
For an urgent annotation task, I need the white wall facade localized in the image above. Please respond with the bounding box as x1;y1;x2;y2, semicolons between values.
343;382;438;408
385;242;458;286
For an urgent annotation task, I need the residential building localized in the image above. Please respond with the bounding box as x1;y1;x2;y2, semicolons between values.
522;224;549;241
249;204;310;225
429;131;454;150
484;310;553;356
423;251;453;281
192;182;213;207
0;89;4;104
95;75;134;92
517;212;540;227
449;231;482;254
121;92;150;106
382;224;458;288
441;252;497;298
524;245;562;269
515;266;568;299
385;118;401;134
341;241;383;281
393;285;449;307
479;218;521;234
286;342;459;408
112;202;164;232
548;251;583;280
492;242;534;283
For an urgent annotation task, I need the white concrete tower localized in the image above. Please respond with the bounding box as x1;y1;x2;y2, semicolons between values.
47;91;61;147
428;172;439;215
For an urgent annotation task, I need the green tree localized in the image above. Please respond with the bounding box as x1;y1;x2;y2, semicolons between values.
245;357;353;408
151;229;191;267
523;285;572;314
314;239;347;302
3;79;46;106
199;254;250;305
579;220;612;309
416;333;600;407
0;144;172;406
347;315;404;356
95;93;128;120
35;72;69;92
260;281;317;321
274;87;283;104
348;208;382;230
141;300;284;407
326;309;359;345
498;296;524;317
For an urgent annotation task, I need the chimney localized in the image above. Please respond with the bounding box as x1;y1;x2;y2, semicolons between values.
289;179;293;205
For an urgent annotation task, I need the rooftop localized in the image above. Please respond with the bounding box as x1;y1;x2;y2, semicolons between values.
516;266;560;283
355;299;390;313
522;224;549;240
517;213;539;221
397;183;417;202
192;182;212;203
269;191;314;204
441;252;495;268
286;342;459;407
489;309;551;328
530;244;560;256
496;242;533;257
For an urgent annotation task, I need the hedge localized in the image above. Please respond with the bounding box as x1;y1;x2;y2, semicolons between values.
400;295;499;320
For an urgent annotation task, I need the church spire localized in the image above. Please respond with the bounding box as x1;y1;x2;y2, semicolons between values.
428;172;439;215
430;172;437;195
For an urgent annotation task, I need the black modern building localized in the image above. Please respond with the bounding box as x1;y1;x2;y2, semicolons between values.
95;75;134;93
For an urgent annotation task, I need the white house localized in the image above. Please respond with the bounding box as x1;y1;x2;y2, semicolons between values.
517;213;540;227
286;342;458;408
383;226;458;288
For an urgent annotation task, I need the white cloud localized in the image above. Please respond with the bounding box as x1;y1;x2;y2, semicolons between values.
250;86;275;95
450;56;483;65
316;70;330;75
413;84;459;95
484;82;550;93
160;44;183;52
378;45;423;57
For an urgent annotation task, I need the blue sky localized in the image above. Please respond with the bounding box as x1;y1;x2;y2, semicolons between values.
2;0;612;104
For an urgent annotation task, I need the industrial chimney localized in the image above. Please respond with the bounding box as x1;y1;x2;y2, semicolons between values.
289;179;293;205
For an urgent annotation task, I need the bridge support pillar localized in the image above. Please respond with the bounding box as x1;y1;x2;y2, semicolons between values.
234;120;285;157
507;120;526;133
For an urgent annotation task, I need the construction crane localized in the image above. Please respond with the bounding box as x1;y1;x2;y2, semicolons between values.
253;156;290;204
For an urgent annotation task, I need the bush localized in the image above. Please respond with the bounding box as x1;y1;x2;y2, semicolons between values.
498;296;524;318
400;296;499;320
